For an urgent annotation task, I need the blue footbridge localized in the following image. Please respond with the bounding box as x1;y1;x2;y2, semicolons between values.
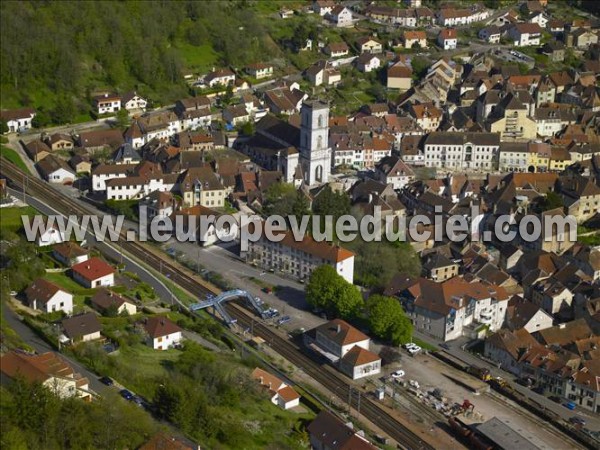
190;289;269;326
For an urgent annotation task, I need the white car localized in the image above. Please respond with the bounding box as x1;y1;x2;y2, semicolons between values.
409;379;420;389
407;345;422;355
391;370;405;379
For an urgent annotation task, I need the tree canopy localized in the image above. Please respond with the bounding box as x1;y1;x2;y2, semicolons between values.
367;295;413;345
0;1;277;115
262;182;310;219
345;239;421;288
306;265;363;319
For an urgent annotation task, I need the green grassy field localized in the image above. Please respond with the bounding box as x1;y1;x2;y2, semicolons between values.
43;271;95;295
0;206;38;233
1;145;30;173
175;42;220;73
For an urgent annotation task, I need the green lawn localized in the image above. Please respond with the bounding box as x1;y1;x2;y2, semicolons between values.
0;206;38;233
1;145;30;173
175;42;219;72
43;271;96;295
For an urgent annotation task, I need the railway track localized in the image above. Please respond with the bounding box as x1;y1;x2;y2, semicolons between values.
1;157;434;450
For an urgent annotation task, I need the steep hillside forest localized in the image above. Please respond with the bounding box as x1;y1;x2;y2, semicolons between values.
0;1;291;119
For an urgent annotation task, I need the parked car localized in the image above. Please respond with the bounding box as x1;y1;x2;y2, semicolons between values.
119;389;134;400
277;315;291;325
391;370;405;379
570;416;586;426
99;376;114;386
261;287;273;294
440;343;450;350
549;395;562;403
409;379;420;389
563;401;577;410
531;386;545;395
407;345;422;355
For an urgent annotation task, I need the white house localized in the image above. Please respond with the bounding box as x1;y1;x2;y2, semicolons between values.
245;63;274;80
308;319;381;380
375;155;415;190
252;367;301;410
121;92;148;111
25;278;73;314
313;0;334;16
92;163;135;192
0;351;92;400
71;257;115;288
62;313;102;343
105;176;166;201
93;93;121;115
356;37;383;54
0;108;36;133
478;26;501;44
36;155;76;185
144;316;183;350
508;23;543;47
52;242;89;267
527;11;549;28
339;345;382;380
356;53;381;73
438;28;457;50
328;5;353;27
91;288;137;316
171;205;239;247
324;42;349;58
314;319;370;359
37;225;66;247
204;69;236;88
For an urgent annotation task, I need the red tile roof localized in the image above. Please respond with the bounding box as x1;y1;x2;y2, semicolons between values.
144;316;182;338
316;319;369;346
71;257;114;282
341;345;380;366
1;351;75;383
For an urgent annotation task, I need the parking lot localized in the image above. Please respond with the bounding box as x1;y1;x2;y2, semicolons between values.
492;48;535;68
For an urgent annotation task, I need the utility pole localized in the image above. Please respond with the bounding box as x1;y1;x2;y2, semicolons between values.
347;386;352;414
22;175;27;202
357;392;361;420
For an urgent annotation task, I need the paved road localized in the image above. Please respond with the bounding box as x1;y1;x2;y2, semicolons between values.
414;331;600;432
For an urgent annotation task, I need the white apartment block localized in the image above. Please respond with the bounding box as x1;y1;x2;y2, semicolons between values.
423;132;500;170
245;231;355;284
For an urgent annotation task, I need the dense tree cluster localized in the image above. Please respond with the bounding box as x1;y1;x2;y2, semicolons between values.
366;295;413;345
306;265;363;319
346;239;421;288
1;379;158;449
0;1;275;115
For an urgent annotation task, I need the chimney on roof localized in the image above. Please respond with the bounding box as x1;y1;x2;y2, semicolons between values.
336;323;341;333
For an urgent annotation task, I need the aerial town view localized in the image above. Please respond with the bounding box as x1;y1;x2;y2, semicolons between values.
1;0;600;449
